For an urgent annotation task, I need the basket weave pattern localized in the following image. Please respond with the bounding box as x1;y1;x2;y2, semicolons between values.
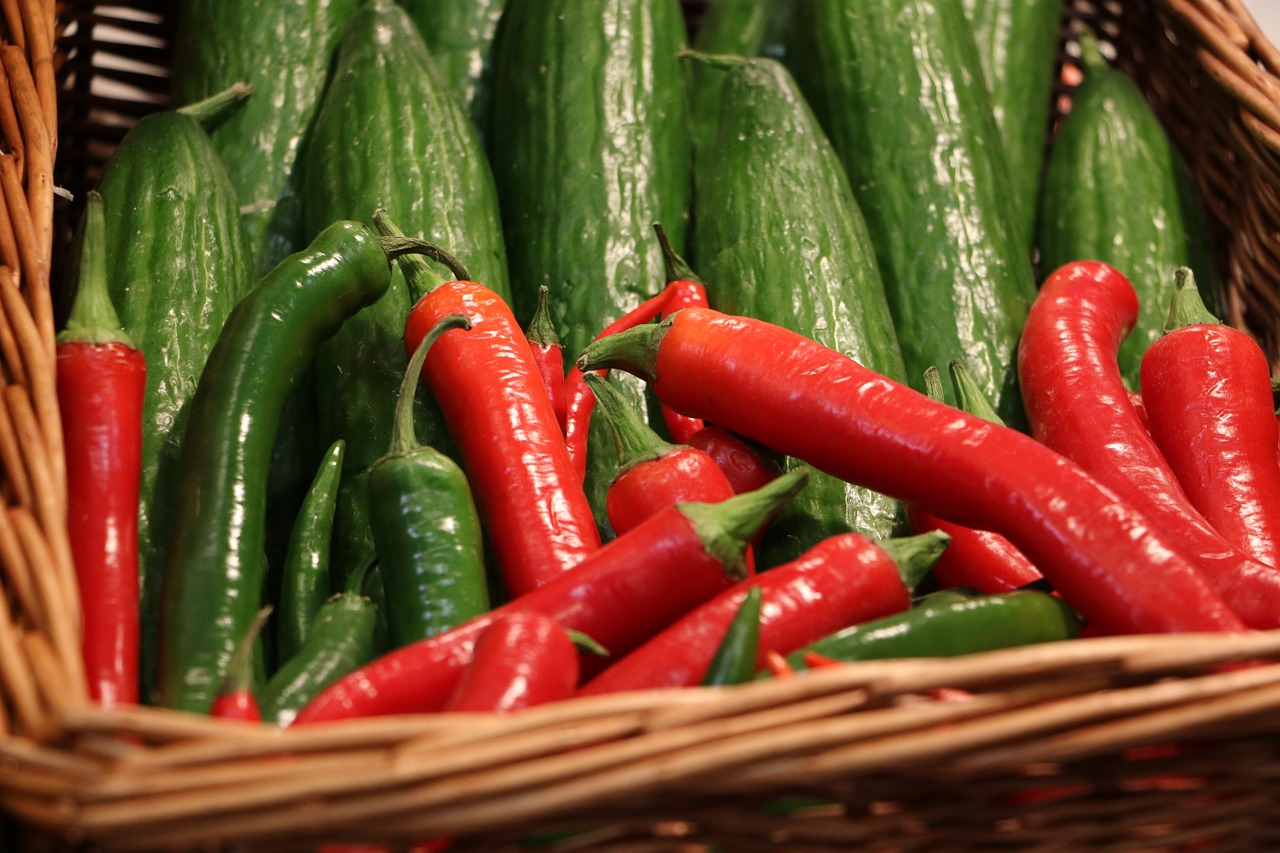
4;0;1280;850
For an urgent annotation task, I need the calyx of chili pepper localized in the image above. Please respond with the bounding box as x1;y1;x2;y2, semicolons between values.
653;221;702;285
582;371;679;473
175;81;254;130
679;467;808;581
701;586;762;687
372;209;473;298
1163;267;1220;332
948;359;1005;426
57;191;137;348
387;313;472;457
576;316;670;383
526;284;561;348
216;605;272;700
876;531;951;592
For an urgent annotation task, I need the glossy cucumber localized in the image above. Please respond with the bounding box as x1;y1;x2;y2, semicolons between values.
961;0;1063;245
695;56;908;565
170;0;361;278
488;0;692;533
785;0;1036;428
304;0;511;575
96;109;256;703
1037;35;1220;388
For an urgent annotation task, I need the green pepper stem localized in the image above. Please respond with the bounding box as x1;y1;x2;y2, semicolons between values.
583;371;679;473
175;81;254;129
391;313;471;455
653;221;701;285
57;191;135;348
344;552;379;598
876;530;951;592
922;365;946;404
525;285;561;348
678;47;750;71
1164;267;1221;331
948;359;1005;426
576;317;669;382
219;605;272;696
680;467;808;582
372;210;448;300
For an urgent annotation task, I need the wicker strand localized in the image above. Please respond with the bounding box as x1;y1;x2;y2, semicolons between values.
19;0;56;156
0;59;24;173
0;583;40;733
0;0;22;53
0;378;33;508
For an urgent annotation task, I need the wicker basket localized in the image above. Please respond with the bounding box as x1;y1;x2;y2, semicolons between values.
6;0;1280;850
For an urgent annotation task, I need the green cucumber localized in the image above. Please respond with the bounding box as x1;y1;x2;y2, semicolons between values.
785;0;1036;429
694;55;908;565
961;0;1063;245
397;0;507;145
96;107;256;703
170;0;361;277
488;0;692;535
303;0;511;577
1036;34;1221;388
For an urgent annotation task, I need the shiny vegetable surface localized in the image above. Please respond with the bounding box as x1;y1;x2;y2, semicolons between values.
579;307;1247;636
277;440;344;664
442;610;579;713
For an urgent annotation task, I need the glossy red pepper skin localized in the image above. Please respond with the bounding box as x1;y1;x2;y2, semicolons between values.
1141;311;1280;569
443;611;579;713
686;425;779;495
58;340;145;707
907;507;1040;594
524;285;568;434
1019;261;1280;628
404;280;600;598
579;307;1245;636
293;470;802;723
577;532;913;695
208;690;261;723
607;447;735;536
656;279;709;443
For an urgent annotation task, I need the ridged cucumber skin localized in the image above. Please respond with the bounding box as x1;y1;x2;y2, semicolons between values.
961;0;1063;245
303;0;511;575
170;0;361;278
397;0;507;145
695;57;909;565
95;111;256;702
785;0;1036;429
1036;47;1219;388
488;0;692;535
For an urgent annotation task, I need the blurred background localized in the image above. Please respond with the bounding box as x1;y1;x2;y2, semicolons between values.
1244;0;1280;43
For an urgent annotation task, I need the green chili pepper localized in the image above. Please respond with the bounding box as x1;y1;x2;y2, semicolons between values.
701;586;762;687
157;220;437;714
786;589;1082;670
367;313;490;648
261;556;379;727
277;439;345;663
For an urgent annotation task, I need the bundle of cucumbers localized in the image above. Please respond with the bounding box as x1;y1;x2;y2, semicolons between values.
68;0;1228;717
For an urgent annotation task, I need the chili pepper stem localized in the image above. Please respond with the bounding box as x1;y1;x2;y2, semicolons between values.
527;285;561;348
373;210;472;283
1165;267;1219;330
584;371;679;471
878;530;950;591
677;47;750;71
653;221;702;285
680;467;808;581
949;359;1005;425
577;318;667;382
390;314;471;455
57;192;135;348
175;81;254;129
218;605;272;699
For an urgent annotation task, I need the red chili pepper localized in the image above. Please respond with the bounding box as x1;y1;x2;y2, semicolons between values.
653;222;708;443
764;650;795;679
209;606;272;723
293;469;807;723
442;610;580;713
378;213;600;599
1141;269;1280;569
577;530;943;696
578;307;1246;636
1019;261;1280;629
686;425;780;495
56;190;145;708
908;363;1041;594
583;370;740;538
524;284;568;435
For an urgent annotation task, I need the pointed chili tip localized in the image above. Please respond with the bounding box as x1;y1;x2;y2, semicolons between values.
680;467;809;582
876;530;951;593
653;222;702;285
947;359;1005;426
576;317;671;383
526;284;561;347
1164;267;1220;332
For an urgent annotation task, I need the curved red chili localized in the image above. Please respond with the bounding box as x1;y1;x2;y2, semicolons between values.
1019;260;1280;628
653;221;708;443
577;530;944;695
56;190;145;708
293;469;807;722
379;213;600;598
524;284;568;435
1141;268;1280;569
442;610;579;713
686;425;780;495
578;307;1246;636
